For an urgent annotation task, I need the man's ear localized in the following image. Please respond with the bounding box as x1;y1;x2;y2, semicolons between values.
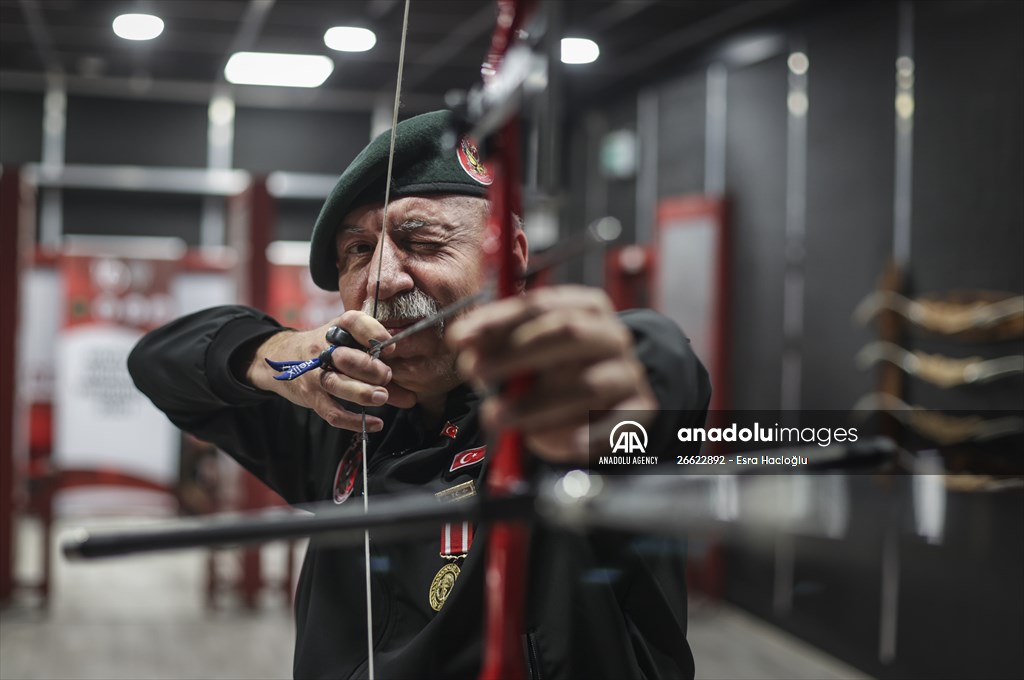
513;228;529;278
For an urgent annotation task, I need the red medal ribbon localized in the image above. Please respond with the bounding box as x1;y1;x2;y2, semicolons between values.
441;521;474;557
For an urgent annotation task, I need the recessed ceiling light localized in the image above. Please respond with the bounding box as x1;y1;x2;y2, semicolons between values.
561;38;599;65
787;52;809;75
324;26;377;52
112;13;164;41
225;52;335;88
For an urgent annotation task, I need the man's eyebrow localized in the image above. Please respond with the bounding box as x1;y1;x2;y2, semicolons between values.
338;218;451;236
395;218;433;232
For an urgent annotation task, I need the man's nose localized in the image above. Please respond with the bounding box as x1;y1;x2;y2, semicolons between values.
369;237;414;300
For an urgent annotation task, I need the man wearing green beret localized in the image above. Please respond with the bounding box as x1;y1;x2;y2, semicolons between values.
130;110;710;679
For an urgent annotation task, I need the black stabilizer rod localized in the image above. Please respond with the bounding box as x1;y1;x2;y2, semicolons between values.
62;491;533;561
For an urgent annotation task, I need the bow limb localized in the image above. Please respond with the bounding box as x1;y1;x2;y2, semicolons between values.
480;120;530;680
478;3;537;678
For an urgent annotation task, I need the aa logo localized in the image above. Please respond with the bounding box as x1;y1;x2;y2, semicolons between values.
609;420;648;454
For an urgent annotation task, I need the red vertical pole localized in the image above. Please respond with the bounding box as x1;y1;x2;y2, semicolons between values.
247;178;273;312
0;167;24;606
239;177;275;608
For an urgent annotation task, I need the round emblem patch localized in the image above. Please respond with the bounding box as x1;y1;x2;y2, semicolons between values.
456;137;493;186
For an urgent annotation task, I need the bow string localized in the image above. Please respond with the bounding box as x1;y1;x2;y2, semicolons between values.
360;1;412;677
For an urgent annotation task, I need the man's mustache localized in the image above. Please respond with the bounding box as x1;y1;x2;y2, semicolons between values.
362;290;441;326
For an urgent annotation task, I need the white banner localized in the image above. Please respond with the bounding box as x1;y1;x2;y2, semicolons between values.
54;324;177;483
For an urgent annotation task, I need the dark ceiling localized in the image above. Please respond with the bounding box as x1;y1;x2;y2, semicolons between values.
0;0;807;112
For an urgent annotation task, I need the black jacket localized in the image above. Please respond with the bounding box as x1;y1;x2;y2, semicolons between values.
128;305;711;680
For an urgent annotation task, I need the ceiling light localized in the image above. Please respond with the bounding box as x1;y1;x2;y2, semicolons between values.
324;26;377;52
787;52;809;76
561;38;599;65
787;91;809;117
895;92;915;120
112;13;164;41
224;52;334;88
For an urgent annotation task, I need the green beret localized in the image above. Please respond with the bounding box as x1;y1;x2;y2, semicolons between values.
309;110;493;291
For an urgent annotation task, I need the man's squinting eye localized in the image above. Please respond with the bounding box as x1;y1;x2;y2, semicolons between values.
345;242;375;255
408;239;444;251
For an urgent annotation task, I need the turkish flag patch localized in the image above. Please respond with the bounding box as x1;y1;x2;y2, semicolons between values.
440;421;459;439
449;445;486;472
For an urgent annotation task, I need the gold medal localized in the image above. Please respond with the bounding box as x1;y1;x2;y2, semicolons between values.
428;561;461;611
429;481;475;612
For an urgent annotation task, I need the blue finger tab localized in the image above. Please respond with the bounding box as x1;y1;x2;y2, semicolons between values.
265;356;322;380
264;357;306;370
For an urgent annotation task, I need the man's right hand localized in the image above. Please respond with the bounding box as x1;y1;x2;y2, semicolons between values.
246;310;416;432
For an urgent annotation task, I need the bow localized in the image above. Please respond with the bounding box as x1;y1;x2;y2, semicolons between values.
268;1;546;674
464;2;543;677
350;0;541;674
476;53;529;680
359;0;543;674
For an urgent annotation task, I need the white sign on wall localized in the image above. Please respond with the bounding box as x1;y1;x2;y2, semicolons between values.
54;324;177;483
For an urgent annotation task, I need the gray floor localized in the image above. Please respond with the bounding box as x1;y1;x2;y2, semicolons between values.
686;599;871;680
0;517;871;680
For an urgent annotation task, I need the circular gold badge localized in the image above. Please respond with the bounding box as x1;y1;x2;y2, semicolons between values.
428;562;461;612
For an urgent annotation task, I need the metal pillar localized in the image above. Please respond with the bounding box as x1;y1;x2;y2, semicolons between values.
0;167;25;605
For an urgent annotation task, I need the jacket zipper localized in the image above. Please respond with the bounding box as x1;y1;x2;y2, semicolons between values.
526;632;543;680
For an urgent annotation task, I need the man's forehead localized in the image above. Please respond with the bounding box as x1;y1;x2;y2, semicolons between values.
338;195;488;232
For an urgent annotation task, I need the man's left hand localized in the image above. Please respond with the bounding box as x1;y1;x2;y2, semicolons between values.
448;285;657;464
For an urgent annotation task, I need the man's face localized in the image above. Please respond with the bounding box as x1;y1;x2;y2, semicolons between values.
334;194;491;395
